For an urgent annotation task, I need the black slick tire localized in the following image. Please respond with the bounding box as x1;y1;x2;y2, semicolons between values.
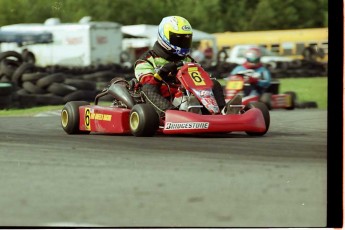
129;103;159;137
61;101;90;134
260;93;272;110
244;101;270;136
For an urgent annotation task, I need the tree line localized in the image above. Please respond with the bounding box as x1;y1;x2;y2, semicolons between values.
0;0;328;33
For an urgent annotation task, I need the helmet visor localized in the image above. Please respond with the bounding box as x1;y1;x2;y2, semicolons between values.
247;57;260;63
246;52;260;63
169;32;192;49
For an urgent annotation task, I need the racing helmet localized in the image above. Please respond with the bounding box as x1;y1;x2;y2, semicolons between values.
157;16;193;57
245;47;262;64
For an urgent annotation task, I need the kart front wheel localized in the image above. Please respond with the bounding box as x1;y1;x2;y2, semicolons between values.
61;101;90;134
130;103;159;137
260;93;272;110
244;101;270;136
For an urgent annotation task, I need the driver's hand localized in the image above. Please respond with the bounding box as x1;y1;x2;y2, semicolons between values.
252;72;261;78
237;69;255;76
248;76;259;85
157;62;178;81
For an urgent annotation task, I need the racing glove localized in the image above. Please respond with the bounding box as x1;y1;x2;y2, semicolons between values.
248;76;259;85
237;69;255;76
155;62;178;82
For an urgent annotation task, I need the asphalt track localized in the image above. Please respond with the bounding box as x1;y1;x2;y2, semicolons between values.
0;109;327;227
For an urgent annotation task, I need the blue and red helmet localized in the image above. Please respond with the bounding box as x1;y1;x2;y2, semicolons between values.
245;47;262;64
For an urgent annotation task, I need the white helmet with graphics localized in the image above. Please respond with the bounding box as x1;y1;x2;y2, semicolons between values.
157;16;193;57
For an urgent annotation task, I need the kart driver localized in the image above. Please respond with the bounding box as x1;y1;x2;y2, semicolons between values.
230;46;271;96
134;16;241;115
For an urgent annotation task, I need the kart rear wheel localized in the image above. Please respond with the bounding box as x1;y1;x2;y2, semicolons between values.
61;101;90;134
130;103;159;137
244;101;270;136
284;91;297;110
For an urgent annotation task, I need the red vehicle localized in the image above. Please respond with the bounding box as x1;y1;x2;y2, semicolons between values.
224;70;296;110
61;62;270;137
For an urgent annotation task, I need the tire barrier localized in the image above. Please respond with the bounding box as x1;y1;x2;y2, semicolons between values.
0;82;14;109
206;59;327;79
0;51;135;109
0;50;325;109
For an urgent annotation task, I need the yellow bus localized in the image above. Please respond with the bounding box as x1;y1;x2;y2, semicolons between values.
206;27;328;62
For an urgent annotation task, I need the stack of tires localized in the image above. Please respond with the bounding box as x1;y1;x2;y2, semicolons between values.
0;50;134;109
264;60;327;78
14;71;99;108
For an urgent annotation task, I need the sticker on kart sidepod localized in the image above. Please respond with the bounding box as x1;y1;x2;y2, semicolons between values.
84;108;112;130
84;108;91;130
188;67;206;86
165;122;209;130
90;113;112;121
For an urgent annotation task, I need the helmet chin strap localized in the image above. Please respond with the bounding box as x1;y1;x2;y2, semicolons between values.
243;61;263;69
175;51;189;57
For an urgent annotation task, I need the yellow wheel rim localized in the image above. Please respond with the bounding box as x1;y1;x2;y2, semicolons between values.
130;111;140;130
61;109;69;127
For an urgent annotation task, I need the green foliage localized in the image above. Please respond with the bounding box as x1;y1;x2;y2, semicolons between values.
279;77;327;109
0;0;328;32
0;105;63;116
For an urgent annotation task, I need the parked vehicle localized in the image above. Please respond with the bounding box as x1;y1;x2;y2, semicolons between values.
210;27;328;62
61;62;270;137
0;30;53;64
0;17;123;67
223;45;293;65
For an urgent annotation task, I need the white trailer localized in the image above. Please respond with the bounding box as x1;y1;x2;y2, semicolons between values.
0;18;123;67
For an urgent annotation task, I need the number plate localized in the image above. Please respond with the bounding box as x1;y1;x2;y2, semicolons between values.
188;67;206;86
226;80;243;90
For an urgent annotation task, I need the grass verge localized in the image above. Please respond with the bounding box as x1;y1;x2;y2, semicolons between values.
279;77;327;109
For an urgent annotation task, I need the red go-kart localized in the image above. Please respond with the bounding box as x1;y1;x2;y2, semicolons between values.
61;62;270;137
224;69;296;110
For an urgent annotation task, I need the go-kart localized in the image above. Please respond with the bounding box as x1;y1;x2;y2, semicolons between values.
224;69;296;110
61;62;270;137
